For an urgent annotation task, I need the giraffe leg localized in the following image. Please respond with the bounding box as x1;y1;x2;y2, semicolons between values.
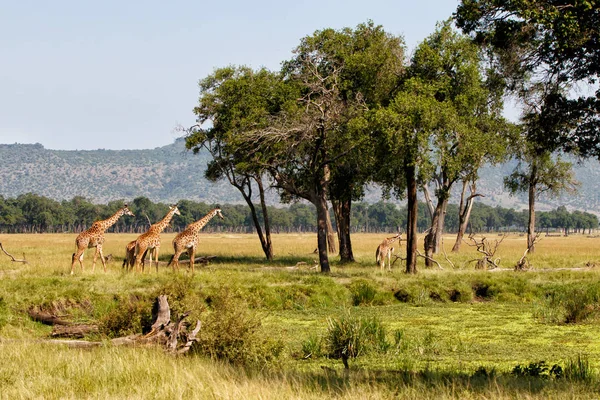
154;246;160;273
98;244;107;273
71;249;84;275
92;246;101;273
169;247;183;272
135;244;147;273
188;247;195;273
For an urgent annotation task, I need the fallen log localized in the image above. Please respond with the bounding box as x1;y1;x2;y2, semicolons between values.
27;309;70;326
29;296;200;354
51;324;99;338
0;242;28;264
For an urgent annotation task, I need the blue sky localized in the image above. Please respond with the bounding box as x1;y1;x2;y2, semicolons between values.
1;0;462;150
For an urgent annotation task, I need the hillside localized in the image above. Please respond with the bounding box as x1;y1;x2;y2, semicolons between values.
1;140;598;213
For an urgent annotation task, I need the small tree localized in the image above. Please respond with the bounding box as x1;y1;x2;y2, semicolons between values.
504;148;578;253
325;312;388;369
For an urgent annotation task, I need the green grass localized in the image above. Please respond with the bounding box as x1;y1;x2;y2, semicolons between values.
1;232;600;398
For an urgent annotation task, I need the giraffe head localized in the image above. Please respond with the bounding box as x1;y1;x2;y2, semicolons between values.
122;204;135;217
215;208;224;220
170;204;181;216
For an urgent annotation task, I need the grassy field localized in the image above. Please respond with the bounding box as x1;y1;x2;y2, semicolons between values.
1;232;600;399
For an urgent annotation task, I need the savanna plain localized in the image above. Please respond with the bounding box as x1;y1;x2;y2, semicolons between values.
1;232;600;399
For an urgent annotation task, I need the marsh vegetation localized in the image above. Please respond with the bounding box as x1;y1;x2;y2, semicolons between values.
1;232;600;398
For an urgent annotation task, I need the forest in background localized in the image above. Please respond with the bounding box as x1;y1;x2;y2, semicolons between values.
0;193;596;235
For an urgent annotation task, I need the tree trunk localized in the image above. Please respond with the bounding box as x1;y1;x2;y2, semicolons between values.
332;198;354;263
423;180;450;267
325;204;337;254
528;169;537;253
314;194;331;273
236;178;273;261
406;164;418;274
452;180;479;252
256;177;274;261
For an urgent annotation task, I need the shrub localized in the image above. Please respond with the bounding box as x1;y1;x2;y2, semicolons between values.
193;287;283;368
324;311;389;369
511;361;562;379
348;279;378;306
534;286;600;324
99;294;153;337
301;334;323;359
564;355;592;383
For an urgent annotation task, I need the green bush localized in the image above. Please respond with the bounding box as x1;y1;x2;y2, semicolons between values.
324;311;389;369
348;279;378;306
534;285;600;324
301;334;323;359
564;355;593;383
193;287;283;368
99;294;153;337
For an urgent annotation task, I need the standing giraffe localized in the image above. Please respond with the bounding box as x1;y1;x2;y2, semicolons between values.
122;239;148;271
71;204;134;274
375;233;402;272
133;204;180;273
168;208;224;273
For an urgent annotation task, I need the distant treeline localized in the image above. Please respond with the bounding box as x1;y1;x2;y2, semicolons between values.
0;193;597;234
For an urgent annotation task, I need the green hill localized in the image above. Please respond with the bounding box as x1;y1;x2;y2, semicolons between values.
1;140;598;213
0;139;239;204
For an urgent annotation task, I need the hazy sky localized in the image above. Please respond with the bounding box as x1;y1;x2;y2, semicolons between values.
1;0;462;150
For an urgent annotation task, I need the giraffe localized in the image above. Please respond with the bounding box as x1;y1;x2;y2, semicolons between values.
375;233;402;272
122;239;148;271
168;208;224;273
71;204;134;274
133;204;180;273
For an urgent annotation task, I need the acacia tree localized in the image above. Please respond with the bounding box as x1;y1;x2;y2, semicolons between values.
312;22;405;262
455;0;600;157
372;80;449;274
240;62;353;272
404;22;509;266
504;145;578;253
186;67;296;261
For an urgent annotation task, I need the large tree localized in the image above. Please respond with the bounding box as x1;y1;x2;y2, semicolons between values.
409;22;508;265
186;67;296;261
371;80;449;273
312;22;406;262
455;0;600;157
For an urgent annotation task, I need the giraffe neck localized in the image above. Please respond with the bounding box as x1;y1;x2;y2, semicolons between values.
151;208;178;234
98;208;127;232
189;210;219;233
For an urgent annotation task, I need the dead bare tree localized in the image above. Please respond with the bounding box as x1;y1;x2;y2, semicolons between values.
515;233;542;271
0;242;28;264
465;234;505;270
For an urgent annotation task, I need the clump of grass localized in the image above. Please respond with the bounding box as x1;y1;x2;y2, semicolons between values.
534;285;600;324
193;287;284;368
301;334;323;359
564;355;593;383
324;311;389;369
0;297;9;328
348;279;378;306
99;294;153;337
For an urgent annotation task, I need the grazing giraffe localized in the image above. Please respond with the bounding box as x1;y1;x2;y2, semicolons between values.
133;204;181;273
168;208;224;273
122;239;148;271
71;204;134;274
375;233;402;272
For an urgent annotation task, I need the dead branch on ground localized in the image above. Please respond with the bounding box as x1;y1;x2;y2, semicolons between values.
515;233;542;271
0;242;28;264
465;234;505;270
27;295;201;353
